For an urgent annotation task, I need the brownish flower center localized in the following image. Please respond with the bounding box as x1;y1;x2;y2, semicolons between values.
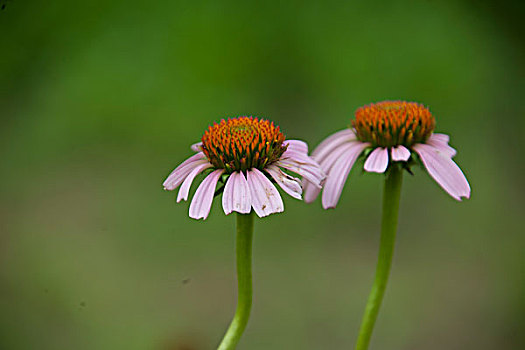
352;101;435;147
201;116;287;173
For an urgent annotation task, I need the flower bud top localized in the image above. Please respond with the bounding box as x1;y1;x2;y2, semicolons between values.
352;101;435;147
201;116;287;173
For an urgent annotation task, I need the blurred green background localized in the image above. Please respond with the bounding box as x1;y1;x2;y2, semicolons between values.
1;1;524;349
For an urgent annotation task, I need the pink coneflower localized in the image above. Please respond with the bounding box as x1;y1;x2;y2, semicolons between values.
163;116;324;219
304;101;471;350
163;116;324;350
304;101;470;207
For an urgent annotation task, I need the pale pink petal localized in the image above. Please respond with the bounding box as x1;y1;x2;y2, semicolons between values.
163;152;207;190
426;133;456;157
280;149;321;167
311;129;356;160
266;164;302;200
222;173;236;215
275;158;325;188
222;172;252;215
413;143;470;201
364;147;389;173
191;142;203;152
429;133;449;144
303;140;368;203
283;139;308;153
322;142;370;209
391;145;411;161
303;181;322;203
246;168;284;217
188;169;224;220
177;162;213;202
232;172;252;214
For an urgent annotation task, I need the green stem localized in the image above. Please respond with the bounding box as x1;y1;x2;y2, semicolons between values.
355;165;403;350
218;212;254;350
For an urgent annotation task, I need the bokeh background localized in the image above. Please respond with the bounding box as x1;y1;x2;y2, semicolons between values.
1;0;524;349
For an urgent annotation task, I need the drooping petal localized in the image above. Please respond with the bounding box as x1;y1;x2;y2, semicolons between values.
275;158;325;188
280;148;321;167
413;143;470;201
191;142;203;152
266;164;302;200
311;129;357;160
322;142;370;209
246;168;284;217
177;162;213;202
426;133;456;157
283;139;308;154
232;172;252;214
429;133;449;144
189;169;224;220
222;173;235;215
222;172;252;215
364;147;389;173
303;140;368;203
391;145;411;161
163;152;208;190
303;180;322;203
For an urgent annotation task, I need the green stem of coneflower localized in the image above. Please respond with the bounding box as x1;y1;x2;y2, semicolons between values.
218;212;254;350
355;164;403;350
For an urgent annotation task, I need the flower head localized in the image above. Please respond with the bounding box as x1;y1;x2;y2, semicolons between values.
304;101;470;208
164;116;325;219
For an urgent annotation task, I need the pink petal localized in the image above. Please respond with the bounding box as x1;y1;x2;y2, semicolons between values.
303;181;321;204
283;139;308;153
391;145;411;161
191;142;203;152
364;147;389;173
303;140;368;203
311;129;356;160
280;149;321;167
426;133;456;157
222;172;252;215
188;169;224;220
246;168;284;217
266;164;302;200
429;133;449;143
413;143;470;201
163;152;207;190
322;142;369;209
275;158;325;188
177;162;213;202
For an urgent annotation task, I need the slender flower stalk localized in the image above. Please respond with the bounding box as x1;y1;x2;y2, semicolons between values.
355;164;402;350
218;212;254;350
304;101;471;349
163;116;324;349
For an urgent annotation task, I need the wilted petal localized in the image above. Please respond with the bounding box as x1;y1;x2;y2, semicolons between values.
364;147;389;173
163;152;208;190
322;142;369;209
413;143;470;201
391;145;411;161
222;172;252;215
177;162;213;202
246;168;284;217
266;164;302;200
189;169;224;220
